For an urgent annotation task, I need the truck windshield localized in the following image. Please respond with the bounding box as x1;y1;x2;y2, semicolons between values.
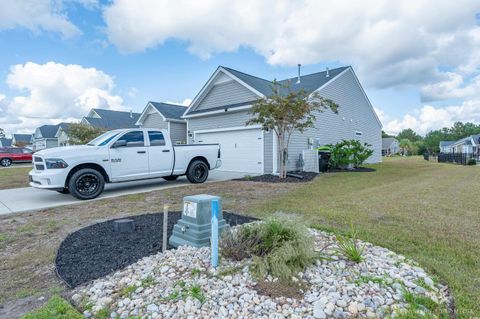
87;131;119;146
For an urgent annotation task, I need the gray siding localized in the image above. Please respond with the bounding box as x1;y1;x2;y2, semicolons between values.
46;139;58;149
57;131;69;146
195;80;258;111
263;131;273;173
284;69;382;171
169;122;187;144
187;110;253;143
142;112;168;130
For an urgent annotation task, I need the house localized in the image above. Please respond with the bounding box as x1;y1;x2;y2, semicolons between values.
82;109;141;130
136;101;187;144
450;135;480;158
382;137;400;156
12;133;33;148
182;65;382;174
0;138;12;147
439;141;454;153
33;124;62;151
55;123;72;147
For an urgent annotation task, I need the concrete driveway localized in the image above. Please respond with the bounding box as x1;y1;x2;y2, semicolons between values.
0;170;247;215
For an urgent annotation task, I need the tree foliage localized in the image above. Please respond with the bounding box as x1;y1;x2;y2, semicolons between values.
67;123;106;145
423;122;480;153
327;139;374;169
397;128;422;142
247;81;339;178
382;130;393;138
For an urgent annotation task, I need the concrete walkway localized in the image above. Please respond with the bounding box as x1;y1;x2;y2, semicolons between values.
0;170;247;215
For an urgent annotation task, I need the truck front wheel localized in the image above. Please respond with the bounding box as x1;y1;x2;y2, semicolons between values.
68;168;105;200
186;160;209;183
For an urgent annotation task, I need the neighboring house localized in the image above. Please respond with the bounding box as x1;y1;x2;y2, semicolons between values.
182;65;382;174
55;123;72;146
33;124;62;151
12;133;33;148
0;138;12;147
439;141;454;153
82;109;141;130
136;101;187;144
449;135;480;158
382;137;400;156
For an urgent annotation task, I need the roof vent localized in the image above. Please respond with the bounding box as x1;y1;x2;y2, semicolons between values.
326;67;330;78
297;64;301;84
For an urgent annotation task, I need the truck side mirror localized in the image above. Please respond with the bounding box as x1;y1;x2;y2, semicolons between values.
112;140;127;148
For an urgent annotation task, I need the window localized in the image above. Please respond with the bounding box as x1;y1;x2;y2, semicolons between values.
22;148;33;154
148;131;166;146
116;131;145;147
10;148;22;154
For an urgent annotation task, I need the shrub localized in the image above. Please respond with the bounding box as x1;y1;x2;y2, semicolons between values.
467;159;477;165
219;227;261;261
21;295;83;319
327;139;374;169
244;218;317;280
334;225;366;263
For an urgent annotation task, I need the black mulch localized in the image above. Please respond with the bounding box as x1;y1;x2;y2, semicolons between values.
235;171;318;183
327;167;376;173
55;211;258;288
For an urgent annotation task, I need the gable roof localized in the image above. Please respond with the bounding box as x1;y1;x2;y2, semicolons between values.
184;65;350;117
0;138;12;147
84;109;141;130
12;134;33;143
149;102;187;120
37;125;60;139
439;141;454;147
382;137;398;149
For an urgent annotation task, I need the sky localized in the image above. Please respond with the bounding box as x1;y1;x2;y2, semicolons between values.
0;0;480;136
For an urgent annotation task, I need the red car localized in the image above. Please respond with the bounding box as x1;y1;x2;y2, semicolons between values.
0;147;34;167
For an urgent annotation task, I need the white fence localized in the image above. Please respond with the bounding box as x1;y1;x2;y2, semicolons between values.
302;149;319;173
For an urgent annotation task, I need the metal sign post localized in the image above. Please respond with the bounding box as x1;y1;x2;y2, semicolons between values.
211;199;219;268
162;205;169;252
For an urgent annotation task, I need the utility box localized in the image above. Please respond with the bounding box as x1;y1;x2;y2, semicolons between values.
169;194;228;248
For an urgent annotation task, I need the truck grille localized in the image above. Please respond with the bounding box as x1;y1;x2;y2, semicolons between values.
34;156;44;171
34;156;43;162
35;164;45;171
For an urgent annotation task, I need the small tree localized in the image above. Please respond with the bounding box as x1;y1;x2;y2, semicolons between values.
68;123;106;145
399;138;412;156
247;81;339;178
327;140;373;169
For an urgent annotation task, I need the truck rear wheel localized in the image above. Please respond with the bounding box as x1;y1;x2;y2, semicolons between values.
68;168;105;200
186;160;209;183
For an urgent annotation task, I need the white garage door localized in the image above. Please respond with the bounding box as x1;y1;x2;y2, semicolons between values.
195;128;263;173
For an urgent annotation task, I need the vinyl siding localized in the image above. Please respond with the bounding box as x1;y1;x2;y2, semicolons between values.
284;68;382;171
195;80;258;111
169;122;187;144
46;139;58;149
142;112;168;130
57;131;70;146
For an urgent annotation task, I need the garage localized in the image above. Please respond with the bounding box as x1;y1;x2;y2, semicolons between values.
195;128;263;174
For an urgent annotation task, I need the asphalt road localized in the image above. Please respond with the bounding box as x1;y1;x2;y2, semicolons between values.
0;171;247;215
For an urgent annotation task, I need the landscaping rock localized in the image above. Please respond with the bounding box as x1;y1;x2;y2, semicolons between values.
73;229;449;319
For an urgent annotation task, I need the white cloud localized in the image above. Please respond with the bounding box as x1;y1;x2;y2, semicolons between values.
103;0;480;88
166;98;192;106
420;72;480;101
382;101;480;135
3;61;126;134
0;0;87;38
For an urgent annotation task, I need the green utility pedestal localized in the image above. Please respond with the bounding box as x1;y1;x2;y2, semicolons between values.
169;194;227;248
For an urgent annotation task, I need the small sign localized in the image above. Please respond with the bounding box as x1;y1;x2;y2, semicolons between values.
183;201;197;218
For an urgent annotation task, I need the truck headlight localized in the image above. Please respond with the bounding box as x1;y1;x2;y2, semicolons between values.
45;158;69;169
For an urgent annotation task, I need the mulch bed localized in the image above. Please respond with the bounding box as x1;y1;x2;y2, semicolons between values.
55;211;258;288
326;167;376;173
236;171;318;183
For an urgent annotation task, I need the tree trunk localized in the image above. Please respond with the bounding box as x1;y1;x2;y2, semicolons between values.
277;132;287;179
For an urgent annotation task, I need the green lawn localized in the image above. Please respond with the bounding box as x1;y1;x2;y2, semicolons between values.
0;166;31;190
253;157;480;318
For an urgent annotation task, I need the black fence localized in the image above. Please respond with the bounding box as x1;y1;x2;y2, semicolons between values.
437;153;476;165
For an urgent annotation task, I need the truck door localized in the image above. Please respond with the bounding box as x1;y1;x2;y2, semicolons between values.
147;130;174;177
109;130;149;181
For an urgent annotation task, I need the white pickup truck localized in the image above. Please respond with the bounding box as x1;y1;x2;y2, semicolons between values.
29;128;222;200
